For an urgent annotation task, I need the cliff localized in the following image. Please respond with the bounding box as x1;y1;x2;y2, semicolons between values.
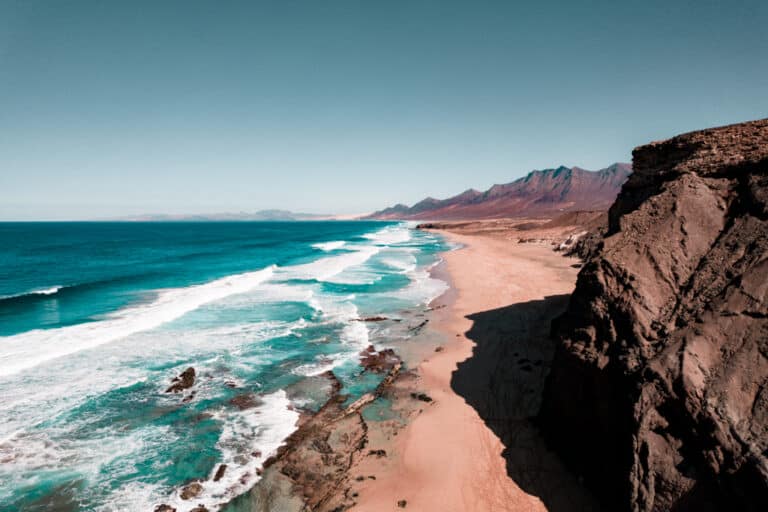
539;119;768;511
366;163;631;220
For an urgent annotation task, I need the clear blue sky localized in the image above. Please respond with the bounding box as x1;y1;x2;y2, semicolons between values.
1;0;766;220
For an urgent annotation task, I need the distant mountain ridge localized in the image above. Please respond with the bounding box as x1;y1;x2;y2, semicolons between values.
110;209;332;222
366;163;632;220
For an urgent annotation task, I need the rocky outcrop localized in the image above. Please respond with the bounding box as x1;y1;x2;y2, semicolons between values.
359;345;400;373
229;349;407;512
165;367;195;393
540;119;768;511
367;163;631;220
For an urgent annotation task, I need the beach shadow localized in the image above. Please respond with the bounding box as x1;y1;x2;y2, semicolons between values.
451;295;599;512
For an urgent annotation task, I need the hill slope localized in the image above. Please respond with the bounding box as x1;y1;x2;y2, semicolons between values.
366;163;631;220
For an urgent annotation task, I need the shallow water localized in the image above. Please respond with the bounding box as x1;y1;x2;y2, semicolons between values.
0;221;448;511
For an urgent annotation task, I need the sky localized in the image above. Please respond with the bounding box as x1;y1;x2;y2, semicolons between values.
0;0;767;220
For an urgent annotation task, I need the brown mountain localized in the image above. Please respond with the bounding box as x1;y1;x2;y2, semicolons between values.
366;163;632;220
540;119;768;511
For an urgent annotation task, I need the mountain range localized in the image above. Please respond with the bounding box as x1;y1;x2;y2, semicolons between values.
366;163;632;220
108;209;333;222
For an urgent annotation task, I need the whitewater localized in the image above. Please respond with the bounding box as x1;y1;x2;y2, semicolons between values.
0;221;449;511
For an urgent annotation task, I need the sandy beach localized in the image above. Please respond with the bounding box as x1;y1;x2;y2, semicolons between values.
351;227;596;511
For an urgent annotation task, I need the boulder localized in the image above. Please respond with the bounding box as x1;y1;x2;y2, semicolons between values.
165;367;195;393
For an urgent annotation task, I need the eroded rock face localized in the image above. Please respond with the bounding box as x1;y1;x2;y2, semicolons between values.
540;119;768;511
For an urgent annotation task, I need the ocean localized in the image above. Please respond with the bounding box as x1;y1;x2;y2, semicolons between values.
0;221;449;511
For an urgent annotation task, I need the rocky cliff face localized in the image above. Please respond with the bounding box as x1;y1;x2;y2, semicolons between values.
366;163;631;220
540;119;768;511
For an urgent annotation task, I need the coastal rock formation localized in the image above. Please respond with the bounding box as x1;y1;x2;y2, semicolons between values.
230;353;407;512
367;163;631;220
180;481;203;500
359;345;399;373
540;119;768;511
165;367;195;393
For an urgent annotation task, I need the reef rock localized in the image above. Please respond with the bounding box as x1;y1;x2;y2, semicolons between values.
165;367;196;393
540;119;768;511
359;345;400;373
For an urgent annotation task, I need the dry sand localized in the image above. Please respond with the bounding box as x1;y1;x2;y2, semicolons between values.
350;229;597;511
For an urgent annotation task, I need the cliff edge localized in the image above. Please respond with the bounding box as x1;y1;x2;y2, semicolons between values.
539;119;768;511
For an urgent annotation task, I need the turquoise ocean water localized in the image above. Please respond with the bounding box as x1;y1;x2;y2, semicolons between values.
0;221;448;511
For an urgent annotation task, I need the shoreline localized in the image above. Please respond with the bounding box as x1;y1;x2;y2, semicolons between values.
220;229;456;512
229;222;597;511
349;228;596;511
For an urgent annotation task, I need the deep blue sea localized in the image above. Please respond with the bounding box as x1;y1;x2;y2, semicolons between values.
0;221;448;511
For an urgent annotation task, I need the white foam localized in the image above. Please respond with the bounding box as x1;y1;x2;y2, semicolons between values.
34;286;63;296
281;246;379;282
214;282;315;311
0;285;63;301
160;390;299;512
323;268;382;285
292;358;339;376
363;225;412;245
97;480;163;512
0;266;276;377
0;423;176;511
388;263;449;306
310;295;370;362
380;249;418;273
312;240;346;251
341;304;370;348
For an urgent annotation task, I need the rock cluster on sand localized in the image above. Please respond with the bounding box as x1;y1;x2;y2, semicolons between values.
540;119;768;511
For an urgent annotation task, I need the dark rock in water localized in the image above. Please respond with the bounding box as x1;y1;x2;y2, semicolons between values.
165;367;195;393
154;505;176;512
359;345;399;373
242;370;368;512
189;506;208;512
354;316;389;322
179;481;203;500
229;394;261;410
321;370;343;395
540;119;768;511
213;464;227;482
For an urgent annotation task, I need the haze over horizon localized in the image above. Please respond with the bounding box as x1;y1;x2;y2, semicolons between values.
1;0;767;220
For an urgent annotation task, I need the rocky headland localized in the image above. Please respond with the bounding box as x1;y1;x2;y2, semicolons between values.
540;119;768;511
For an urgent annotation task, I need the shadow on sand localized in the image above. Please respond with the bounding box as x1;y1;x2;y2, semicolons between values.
451;294;598;512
